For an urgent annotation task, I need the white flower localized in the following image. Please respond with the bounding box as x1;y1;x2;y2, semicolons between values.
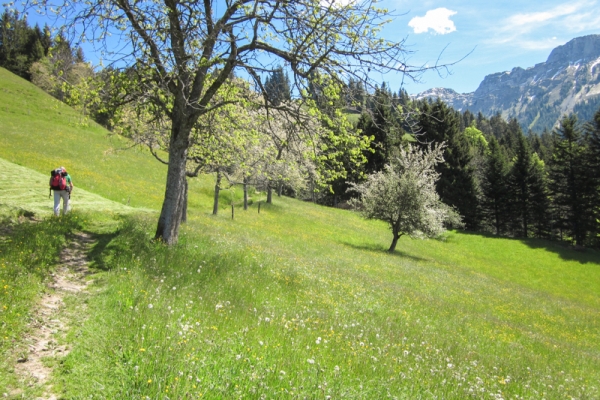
148;304;153;309
334;365;340;372
259;341;264;346
280;370;286;375
172;286;176;291
447;363;454;368
236;354;242;360
307;359;315;364
316;337;322;345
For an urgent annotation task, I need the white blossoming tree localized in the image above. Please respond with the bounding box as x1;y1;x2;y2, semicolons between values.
348;143;463;252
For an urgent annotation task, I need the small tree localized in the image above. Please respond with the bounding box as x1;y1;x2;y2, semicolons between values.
348;143;462;252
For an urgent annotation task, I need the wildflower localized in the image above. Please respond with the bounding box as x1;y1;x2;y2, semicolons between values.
447;363;454;368
139;348;146;352
148;304;153;309
147;379;152;383
172;287;176;291
316;337;322;345
307;359;315;364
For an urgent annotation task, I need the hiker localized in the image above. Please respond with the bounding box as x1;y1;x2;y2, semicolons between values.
49;166;74;216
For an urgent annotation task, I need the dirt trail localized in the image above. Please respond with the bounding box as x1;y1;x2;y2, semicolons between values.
13;232;95;400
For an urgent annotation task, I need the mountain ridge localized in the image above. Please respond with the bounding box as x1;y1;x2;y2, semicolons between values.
414;34;600;132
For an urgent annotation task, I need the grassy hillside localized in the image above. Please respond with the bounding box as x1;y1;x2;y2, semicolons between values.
1;68;600;399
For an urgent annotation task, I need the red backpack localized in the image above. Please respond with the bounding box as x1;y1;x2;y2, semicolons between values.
50;168;68;190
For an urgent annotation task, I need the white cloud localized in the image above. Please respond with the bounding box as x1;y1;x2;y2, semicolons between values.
408;8;457;35
490;0;600;46
503;2;582;32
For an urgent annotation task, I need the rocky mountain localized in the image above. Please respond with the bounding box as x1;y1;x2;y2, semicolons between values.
414;35;600;133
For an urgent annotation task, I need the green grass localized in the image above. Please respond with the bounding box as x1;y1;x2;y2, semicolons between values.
0;213;82;395
1;67;600;399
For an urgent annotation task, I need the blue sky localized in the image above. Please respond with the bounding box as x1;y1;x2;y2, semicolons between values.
377;0;600;94
8;1;600;96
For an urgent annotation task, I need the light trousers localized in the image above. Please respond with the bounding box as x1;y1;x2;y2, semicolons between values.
53;190;70;216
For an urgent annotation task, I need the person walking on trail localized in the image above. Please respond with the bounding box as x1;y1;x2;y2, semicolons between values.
49;166;74;216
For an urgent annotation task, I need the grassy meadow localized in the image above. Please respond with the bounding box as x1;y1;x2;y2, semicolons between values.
1;67;599;399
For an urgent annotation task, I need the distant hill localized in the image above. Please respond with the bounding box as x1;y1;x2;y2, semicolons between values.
414;35;600;133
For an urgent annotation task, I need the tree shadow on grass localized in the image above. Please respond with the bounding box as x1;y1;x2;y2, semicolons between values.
86;230;122;271
458;230;600;265
340;241;429;263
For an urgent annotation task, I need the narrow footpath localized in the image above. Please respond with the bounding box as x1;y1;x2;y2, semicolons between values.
12;232;95;400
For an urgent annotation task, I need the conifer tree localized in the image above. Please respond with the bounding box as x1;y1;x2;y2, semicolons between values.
418;99;480;229
529;153;552;238
549;115;590;245
481;137;510;235
264;66;291;106
509;131;533;237
584;108;600;246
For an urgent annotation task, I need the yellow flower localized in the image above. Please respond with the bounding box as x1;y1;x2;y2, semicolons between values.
148;379;152;383
139;348;146;352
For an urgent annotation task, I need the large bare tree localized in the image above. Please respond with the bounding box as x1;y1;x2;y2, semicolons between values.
25;0;435;244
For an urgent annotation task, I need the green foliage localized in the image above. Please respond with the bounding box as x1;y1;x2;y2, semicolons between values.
463;125;488;149
0;11;46;80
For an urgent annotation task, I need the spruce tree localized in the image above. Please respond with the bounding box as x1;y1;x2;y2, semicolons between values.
584;108;600;246
529;153;552;238
481;137;510;235
549;115;589;245
418;99;480;229
509;131;533;237
264;66;291;106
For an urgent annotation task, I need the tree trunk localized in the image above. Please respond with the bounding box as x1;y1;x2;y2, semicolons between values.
243;177;248;210
388;232;401;252
155;125;190;244
277;181;283;197
213;170;222;215
267;184;273;204
181;178;188;224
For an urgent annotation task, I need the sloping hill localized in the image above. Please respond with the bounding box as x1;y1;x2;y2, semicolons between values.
0;157;150;216
1;67;600;399
0;67;170;210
